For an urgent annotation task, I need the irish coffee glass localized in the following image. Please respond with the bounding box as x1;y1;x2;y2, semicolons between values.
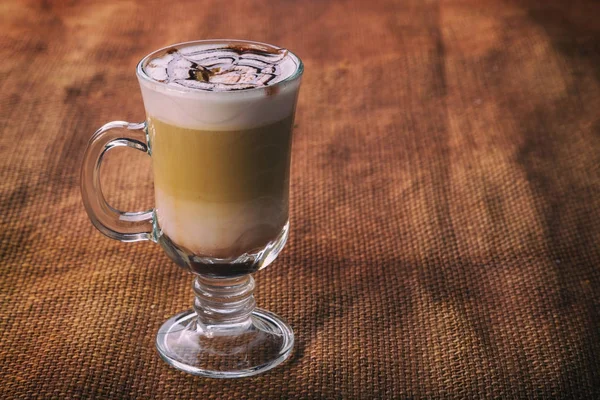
81;40;303;378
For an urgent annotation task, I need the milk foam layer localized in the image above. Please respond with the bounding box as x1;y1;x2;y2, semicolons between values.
138;41;302;130
144;43;297;91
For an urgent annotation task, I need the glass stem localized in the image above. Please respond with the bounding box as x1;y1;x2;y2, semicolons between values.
193;274;256;334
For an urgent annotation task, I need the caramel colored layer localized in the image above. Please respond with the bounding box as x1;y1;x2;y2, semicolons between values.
149;116;294;203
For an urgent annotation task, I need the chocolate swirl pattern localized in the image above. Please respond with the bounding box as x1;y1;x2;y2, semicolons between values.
144;44;295;91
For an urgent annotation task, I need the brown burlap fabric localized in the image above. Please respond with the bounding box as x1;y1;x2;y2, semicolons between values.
2;0;600;398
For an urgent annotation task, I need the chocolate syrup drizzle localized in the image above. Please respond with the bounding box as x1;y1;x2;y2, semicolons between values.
146;45;290;92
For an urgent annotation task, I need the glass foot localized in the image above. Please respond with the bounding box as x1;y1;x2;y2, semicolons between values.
156;308;294;378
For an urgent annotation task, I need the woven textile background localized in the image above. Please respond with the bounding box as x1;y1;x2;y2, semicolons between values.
1;0;600;398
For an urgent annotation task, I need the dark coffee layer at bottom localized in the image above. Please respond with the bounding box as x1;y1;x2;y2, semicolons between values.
155;221;289;277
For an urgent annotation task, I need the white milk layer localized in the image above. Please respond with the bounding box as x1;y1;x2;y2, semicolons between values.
155;190;289;257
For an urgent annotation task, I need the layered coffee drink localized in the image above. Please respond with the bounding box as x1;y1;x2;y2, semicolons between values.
137;41;301;264
81;40;303;376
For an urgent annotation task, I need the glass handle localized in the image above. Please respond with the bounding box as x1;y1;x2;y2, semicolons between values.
81;121;154;242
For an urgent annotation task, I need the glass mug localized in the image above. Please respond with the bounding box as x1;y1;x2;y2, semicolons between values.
81;40;303;378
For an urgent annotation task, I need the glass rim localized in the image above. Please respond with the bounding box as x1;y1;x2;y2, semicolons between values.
136;39;304;96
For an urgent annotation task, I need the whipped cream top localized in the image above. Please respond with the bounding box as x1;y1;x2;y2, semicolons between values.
143;43;298;92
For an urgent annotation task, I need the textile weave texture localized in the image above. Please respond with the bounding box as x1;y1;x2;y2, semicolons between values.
1;0;599;398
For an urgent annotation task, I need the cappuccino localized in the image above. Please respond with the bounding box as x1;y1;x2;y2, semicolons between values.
138;41;301;259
